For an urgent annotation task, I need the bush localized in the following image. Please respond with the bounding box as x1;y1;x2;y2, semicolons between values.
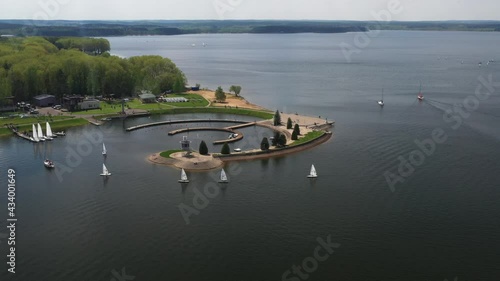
291;130;298;140
199;140;208;155
221;143;230;155
260;137;270;150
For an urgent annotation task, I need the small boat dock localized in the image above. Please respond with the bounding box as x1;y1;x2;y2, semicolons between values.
7;124;34;142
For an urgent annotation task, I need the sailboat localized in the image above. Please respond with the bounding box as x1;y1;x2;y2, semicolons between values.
44;122;53;140
377;89;385;107
218;168;229;183
178;169;189;183
32;124;40;142
102;143;107;156
100;163;111;176
37;123;46;141
46;122;56;139
417;82;424;101
307;164;318;178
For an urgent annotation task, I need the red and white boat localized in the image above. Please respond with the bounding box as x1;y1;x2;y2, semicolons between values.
417;82;424;101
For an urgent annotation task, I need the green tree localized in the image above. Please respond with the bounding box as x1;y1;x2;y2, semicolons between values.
229;85;242;97
0;37;184;105
172;75;185;93
291;130;298;141
273;110;281;126
260;137;270;151
215;86;226;102
278;134;287;146
199;140;208;155
286;117;293;129
271;131;280;146
221;143;230;155
293;124;301;135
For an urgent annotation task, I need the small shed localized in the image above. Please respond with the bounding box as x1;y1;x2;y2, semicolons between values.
33;94;56;107
139;93;157;103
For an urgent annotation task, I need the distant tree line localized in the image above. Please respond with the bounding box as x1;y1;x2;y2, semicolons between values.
0;37;186;103
1;20;499;37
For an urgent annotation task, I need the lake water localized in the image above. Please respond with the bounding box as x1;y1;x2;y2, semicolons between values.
1;31;500;281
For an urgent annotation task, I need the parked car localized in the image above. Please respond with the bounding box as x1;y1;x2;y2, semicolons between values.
53;105;62;110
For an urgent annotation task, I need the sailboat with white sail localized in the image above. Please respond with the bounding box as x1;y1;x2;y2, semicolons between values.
100;164;111;176
218;168;229;183
307;164;318;178
178;169;189;183
45;122;54;140
37;123;46;141
102;143;107;156
46;122;55;139
31;124;40;142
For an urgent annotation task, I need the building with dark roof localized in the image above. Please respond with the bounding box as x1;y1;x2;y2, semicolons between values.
33;94;56;107
63;95;84;111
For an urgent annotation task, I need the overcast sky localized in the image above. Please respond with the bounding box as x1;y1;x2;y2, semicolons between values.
0;0;499;21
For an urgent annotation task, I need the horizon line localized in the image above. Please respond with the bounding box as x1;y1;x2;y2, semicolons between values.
1;18;500;23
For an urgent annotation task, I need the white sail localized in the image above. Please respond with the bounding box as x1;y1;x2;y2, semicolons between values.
219;168;228;183
181;169;188;181
102;143;107;155
179;169;189;183
100;163;111;176
308;164;318;178
46;122;53;137
44;122;53;140
32;124;40;142
37;123;45;140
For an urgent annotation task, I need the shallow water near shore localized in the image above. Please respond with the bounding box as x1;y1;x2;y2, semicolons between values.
1;31;500;280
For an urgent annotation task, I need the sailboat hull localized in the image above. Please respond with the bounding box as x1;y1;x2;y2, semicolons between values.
100;173;112;176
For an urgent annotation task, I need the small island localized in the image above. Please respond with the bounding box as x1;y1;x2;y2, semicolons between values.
141;89;334;171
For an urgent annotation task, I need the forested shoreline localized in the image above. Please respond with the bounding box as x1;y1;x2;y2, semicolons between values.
0;20;499;37
0;37;186;106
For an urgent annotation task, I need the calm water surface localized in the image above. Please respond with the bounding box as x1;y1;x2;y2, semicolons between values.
1;31;500;281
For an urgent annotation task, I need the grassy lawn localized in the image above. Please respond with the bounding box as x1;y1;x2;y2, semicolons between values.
126;99;175;111
70;94;208;115
290;131;325;146
160;150;184;158
150;107;273;119
163;93;209;107
0;115;75;127
71;102;126;115
0;118;88;137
